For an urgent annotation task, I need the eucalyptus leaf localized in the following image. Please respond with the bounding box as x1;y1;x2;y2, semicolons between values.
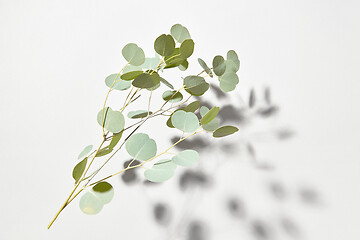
172;150;199;167
128;110;152;119
162;90;183;103
178;60;189;71
109;132;123;150
200;106;220;132
144;159;177;182
140;55;161;70
78;145;93;159
125;133;157;161
105;73;131;90
179;39;194;59
72;157;87;184
213;126;239;138
170;24;191;43
200;106;220;125
97;107;125;133
198;58;213;77
171;110;199;133
183;75;209;96
122;43;145;66
133;73;160;89
79;191;104;215
123;65;142;74
95;147;113;157
227;50;240;72
154;34;175;57
120;71;143;80
160;77;174;89
184;101;200;113
219;72;239;92
213;55;226;76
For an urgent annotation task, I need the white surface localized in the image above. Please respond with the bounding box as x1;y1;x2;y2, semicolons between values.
0;0;359;239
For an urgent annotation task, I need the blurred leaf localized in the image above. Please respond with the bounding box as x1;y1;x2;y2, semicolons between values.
154;34;175;57
170;24;191;43
72;157;87;184
144;159;177;182
78;145;93;160
249;88;256;108
213;126;238;138
171;110;199;133
172;150;199;167
198;58;213;77
97;107;125;133
183;75;209;96
105;73;131;91
162;90;183;103
212;55;226;76
79;191;103;215
125;133;157;161
128;110;152;119
120;70;143;80
122;43;145;66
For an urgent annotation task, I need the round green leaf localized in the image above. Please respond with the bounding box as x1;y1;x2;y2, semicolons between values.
79;191;104;215
125;133;157;161
200;106;220;125
78;145;93;159
140;55;161;70
171;110;199;133
227;50;240;72
144;159;177;182
213;126;239;138
213;55;226;76
122;43;145;66
127;110;152;119
92;182;114;204
198;58;213;77
97;107;125;133
154;34;175;57
105;73;132;90
72;157;87;184
219;72;239;92
120;71;143;80
184;101;200;113
199;106;210;116
172;150;199;167
179;39;194;59
170;24;191;43
183;75;209;96
123;65;142;74
162;90;183;103
132;73;160;89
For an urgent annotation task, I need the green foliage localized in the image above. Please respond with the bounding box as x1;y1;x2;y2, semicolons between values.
132;72;161;89
97;107;125;133
120;71;143;80
144;159;177;182
128;110;152;119
212;55;226;76
199;106;220;132
122;43;145;66
184;101;201;112
183;76;209;96
105;73;131;90
200;106;220;125
179;39;194;59
125;133;157;161
154;34;175;57
171;110;199;133
219;72;239;92
159;77;174;89
213;126;239;138
72;157;87;184
170;24;191;43
78;145;93;159
198;58;213;77
162;90;183;103
79;182;114;215
172;150;199;167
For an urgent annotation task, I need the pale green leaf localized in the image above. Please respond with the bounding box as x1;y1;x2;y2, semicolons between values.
78;145;93;159
170;24;191;43
219;72;239;92
162;90;183;103
200;106;220;125
178;59;189;71
125;133;157;161
171;110;199;133
227;50;240;72
198;58;213;77
159;77;174;89
97;107;125;133
144;159;177;182
105;73;131;90
122;43;145;66
79;191;104;215
127;110;152;119
200;106;220;132
172;150;199;167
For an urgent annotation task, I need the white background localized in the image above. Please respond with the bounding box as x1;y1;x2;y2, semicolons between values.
0;0;359;239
